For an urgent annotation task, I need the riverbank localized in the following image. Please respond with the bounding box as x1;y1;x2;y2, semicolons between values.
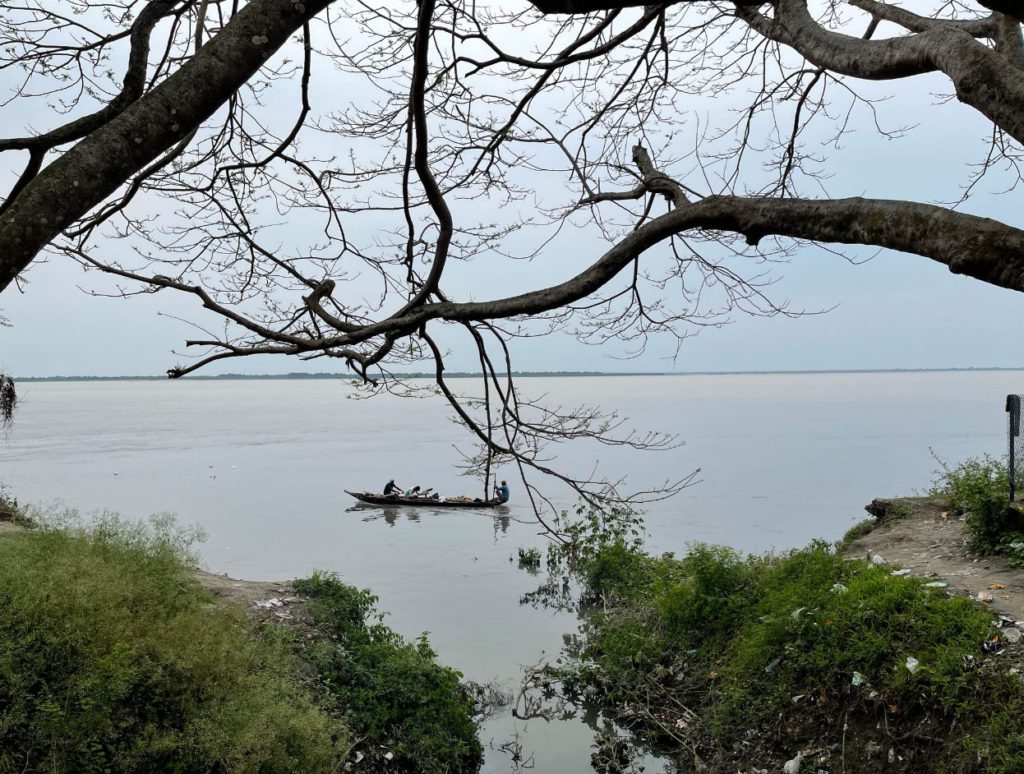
844;496;1024;620
543;497;1024;773
7;489;1024;773
0;513;481;773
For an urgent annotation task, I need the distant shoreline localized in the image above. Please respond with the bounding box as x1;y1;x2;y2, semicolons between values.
13;367;1024;382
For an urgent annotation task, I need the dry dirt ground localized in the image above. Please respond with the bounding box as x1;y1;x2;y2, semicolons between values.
844;496;1024;621
190;569;311;625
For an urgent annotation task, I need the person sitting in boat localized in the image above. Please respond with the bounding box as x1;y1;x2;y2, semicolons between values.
494;480;510;504
404;485;422;497
383;479;401;495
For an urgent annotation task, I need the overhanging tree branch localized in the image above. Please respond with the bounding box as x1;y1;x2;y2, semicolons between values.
0;0;332;292
2;0;1024;512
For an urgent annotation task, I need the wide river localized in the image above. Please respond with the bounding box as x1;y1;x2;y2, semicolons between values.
1;372;1017;771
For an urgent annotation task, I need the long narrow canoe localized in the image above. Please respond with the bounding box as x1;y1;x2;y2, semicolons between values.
345;490;505;508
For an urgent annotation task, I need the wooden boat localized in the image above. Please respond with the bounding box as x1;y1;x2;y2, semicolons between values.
345;490;504;508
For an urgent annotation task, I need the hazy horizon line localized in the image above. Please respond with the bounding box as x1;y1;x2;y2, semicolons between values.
13;366;1024;382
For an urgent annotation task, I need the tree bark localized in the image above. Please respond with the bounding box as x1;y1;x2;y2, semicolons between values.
0;0;331;293
979;1;1024;26
279;195;1024;349
529;0;764;13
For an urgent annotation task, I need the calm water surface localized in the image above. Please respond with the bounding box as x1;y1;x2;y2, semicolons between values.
1;372;1017;771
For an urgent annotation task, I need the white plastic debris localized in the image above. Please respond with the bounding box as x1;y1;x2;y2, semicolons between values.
384;751;394;761
870;554;885;565
924;581;948;588
851;671;865;687
791;607;807;621
905;656;920;674
891;569;912;577
1004;628;1022;644
255;597;284;609
831;583;848;593
782;751;803;774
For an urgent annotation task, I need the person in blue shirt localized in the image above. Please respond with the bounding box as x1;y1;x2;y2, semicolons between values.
494;480;510;504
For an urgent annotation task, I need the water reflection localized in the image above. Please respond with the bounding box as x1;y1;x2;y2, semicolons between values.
346;501;513;537
339;498;667;770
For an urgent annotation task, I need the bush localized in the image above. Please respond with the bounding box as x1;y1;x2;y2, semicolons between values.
0;483;32;527
930;453;1010;512
0;516;349;773
930;454;1024;555
580;538;652;602
293;572;483;773
568;539;1023;770
717;548;992;729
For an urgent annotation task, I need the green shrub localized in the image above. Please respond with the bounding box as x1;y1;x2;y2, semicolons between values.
717;549;993;729
654;544;760;647
0;516;348;774
294;572;483;773
0;483;32;527
930;454;1024;554
569;539;1022;769
930;453;1010;511
581;538;652;602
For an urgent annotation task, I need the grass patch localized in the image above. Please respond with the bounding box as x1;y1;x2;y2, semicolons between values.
838;517;876;547
0;514;348;773
562;539;1024;771
836;502;911;550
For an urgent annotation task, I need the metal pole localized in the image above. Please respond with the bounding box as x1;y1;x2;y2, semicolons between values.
1008;395;1020;502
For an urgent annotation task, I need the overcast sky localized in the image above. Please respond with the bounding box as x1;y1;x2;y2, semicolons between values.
1;3;1022;377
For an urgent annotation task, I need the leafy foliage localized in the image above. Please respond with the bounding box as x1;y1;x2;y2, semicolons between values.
549;503;645;587
0;374;14;427
0;516;349;773
0;482;32;527
562;539;1024;771
930;454;1024;557
293;572;483;773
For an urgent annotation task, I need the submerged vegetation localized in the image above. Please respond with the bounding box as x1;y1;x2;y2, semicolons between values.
0;506;481;773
